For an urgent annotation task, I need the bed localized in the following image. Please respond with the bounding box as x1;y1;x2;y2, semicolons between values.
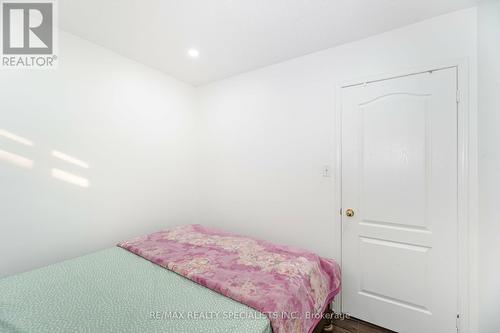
0;225;340;333
0;247;271;333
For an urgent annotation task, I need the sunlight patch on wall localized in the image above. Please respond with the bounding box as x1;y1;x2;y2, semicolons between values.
0;149;34;169
51;169;90;188
0;129;91;188
50;150;90;188
0;129;34;146
0;129;34;169
52;150;89;169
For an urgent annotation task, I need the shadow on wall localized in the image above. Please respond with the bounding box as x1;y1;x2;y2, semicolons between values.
0;128;90;188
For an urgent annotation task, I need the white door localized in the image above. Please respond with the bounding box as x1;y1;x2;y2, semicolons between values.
341;68;458;333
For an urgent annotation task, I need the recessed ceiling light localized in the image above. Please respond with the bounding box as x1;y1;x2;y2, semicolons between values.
187;48;199;58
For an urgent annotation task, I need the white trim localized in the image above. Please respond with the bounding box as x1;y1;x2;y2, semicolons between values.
333;59;477;333
332;83;343;314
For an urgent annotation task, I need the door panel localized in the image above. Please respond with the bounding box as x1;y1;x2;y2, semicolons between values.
341;68;458;333
361;94;429;229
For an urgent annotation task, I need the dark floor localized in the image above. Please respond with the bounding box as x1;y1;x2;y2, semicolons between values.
324;317;395;333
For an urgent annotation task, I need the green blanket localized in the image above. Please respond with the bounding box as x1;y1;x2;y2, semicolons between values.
0;247;272;333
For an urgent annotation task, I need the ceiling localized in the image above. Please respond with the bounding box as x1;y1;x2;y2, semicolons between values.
59;0;478;86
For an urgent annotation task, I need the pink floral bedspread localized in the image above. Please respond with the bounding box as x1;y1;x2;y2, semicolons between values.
118;224;341;333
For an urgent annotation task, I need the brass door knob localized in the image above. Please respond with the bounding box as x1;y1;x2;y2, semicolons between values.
345;208;355;217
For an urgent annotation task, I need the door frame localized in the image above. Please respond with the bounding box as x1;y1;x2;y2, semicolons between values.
332;59;477;333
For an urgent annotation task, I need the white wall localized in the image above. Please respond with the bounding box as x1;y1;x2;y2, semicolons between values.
0;31;197;277
197;8;477;260
478;1;500;332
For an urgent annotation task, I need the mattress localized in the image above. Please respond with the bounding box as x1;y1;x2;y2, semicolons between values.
0;247;272;333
